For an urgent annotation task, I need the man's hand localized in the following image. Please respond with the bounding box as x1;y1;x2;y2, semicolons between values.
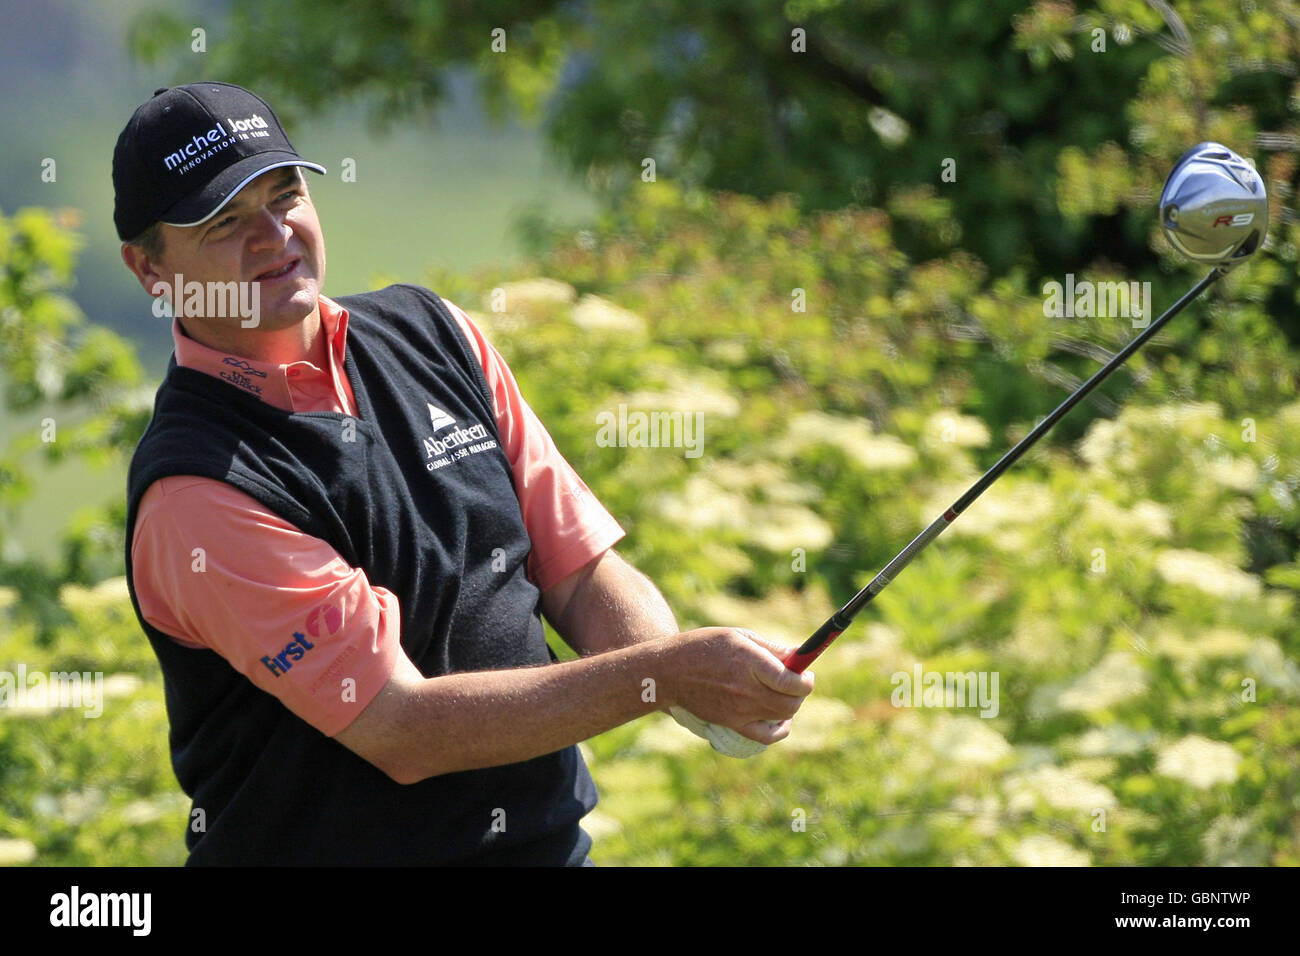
663;627;814;754
668;704;772;757
539;554;815;755
331;623;815;783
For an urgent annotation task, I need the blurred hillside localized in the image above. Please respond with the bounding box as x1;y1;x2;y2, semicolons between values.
0;0;596;372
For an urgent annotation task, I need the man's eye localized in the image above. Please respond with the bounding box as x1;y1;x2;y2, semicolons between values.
207;191;297;236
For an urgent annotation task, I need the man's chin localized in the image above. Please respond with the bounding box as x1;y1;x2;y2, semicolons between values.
247;283;319;328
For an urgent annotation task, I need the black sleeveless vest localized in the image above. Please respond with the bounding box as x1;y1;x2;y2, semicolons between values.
123;284;598;864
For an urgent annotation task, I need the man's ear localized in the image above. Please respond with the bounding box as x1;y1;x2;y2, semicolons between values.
121;242;169;301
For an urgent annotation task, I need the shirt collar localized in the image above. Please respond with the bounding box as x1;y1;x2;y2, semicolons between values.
172;294;351;411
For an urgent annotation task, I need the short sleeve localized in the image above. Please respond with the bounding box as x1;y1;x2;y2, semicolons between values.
131;475;403;737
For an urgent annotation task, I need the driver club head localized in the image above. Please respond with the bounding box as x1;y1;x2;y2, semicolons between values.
1159;142;1268;272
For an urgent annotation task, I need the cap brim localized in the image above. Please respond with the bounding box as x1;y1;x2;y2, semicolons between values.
160;153;327;228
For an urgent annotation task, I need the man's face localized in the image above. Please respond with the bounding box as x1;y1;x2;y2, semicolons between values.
135;166;326;333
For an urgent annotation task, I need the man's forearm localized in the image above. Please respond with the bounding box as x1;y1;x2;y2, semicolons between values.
397;637;678;782
380;552;687;782
553;551;679;655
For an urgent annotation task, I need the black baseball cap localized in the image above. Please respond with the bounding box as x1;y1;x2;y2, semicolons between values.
113;81;325;241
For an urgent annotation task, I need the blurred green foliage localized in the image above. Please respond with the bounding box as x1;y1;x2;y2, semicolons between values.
0;206;150;637
1;0;1296;866
0;205;173;865
3;183;1298;868
0;581;186;866
131;1;1300;319
436;182;1300;864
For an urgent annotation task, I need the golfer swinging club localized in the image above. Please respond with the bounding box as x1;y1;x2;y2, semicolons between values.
114;81;814;865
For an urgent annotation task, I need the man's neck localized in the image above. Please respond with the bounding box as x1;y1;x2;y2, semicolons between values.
178;305;325;368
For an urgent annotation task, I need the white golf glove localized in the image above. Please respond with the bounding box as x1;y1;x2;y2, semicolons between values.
668;705;772;758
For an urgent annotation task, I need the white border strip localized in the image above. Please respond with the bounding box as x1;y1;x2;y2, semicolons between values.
162;160;327;228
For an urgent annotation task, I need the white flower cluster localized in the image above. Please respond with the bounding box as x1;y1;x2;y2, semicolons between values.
1049;650;1149;714
1155;734;1242;789
59;577;132;615
1154;549;1261;600
777;411;917;471
572;294;648;336
1012;834;1090;866
1003;765;1117;813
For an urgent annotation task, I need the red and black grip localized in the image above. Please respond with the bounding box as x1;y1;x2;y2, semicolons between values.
781;617;846;673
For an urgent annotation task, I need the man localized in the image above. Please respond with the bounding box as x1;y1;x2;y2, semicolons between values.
115;81;814;865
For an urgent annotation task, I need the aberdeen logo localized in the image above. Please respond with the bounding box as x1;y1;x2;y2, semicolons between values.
428;403;456;430
421;401;497;472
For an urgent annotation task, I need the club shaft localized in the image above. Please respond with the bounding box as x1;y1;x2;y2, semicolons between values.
783;268;1222;673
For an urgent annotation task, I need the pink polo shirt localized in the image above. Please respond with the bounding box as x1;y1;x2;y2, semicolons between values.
130;292;625;736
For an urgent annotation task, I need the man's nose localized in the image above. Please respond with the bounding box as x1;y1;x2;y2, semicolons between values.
248;205;290;249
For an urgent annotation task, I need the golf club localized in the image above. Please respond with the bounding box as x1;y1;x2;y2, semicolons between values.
677;141;1269;757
